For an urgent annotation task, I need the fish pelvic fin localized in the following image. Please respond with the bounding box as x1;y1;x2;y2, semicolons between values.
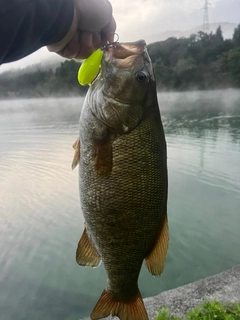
72;138;80;170
91;289;148;320
76;227;101;267
145;215;169;276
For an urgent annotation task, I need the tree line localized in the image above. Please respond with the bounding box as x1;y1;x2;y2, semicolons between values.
149;24;240;91
0;24;240;98
0;60;87;98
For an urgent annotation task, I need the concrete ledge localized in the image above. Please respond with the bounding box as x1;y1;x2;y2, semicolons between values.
81;265;240;320
145;264;240;319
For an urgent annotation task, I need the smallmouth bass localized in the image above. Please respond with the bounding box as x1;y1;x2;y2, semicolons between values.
72;40;168;320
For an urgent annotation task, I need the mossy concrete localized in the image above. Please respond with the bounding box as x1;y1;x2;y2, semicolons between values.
81;264;240;320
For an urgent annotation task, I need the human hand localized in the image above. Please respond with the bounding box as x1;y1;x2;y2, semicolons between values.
47;0;116;60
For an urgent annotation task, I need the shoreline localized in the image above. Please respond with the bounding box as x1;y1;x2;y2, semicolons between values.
81;265;240;320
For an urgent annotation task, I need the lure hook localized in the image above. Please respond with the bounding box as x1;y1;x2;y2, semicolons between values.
101;33;120;50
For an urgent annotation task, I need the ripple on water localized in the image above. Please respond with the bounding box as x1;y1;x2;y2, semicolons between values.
0;92;240;320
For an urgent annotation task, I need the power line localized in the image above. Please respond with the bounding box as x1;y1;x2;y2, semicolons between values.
202;0;211;33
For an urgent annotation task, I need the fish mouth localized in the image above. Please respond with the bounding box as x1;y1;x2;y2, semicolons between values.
103;40;146;67
105;40;146;59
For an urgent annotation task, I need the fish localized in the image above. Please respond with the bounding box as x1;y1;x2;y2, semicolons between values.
73;40;168;320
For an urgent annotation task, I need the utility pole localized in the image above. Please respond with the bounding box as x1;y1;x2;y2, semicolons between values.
202;0;211;33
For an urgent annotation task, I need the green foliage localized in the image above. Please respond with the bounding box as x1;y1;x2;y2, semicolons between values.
216;26;224;43
155;307;181;320
233;25;240;46
0;60;88;98
150;24;240;91
155;301;240;320
154;58;175;89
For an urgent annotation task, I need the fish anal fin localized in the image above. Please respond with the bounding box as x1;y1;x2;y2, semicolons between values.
72;138;80;170
92;133;112;176
91;289;148;320
76;227;101;267
145;216;169;276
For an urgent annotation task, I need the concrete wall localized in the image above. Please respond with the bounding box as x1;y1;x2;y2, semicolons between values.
81;265;240;320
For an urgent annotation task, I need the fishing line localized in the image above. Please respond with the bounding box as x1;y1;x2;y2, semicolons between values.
101;33;120;50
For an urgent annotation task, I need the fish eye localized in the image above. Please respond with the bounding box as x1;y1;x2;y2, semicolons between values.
136;71;147;82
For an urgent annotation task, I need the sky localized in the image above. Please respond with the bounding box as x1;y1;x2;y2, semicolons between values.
0;0;239;73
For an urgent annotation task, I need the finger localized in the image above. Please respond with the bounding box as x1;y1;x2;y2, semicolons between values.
101;16;117;43
61;32;81;59
56;45;77;60
57;31;101;60
56;47;75;59
92;32;102;50
75;31;94;60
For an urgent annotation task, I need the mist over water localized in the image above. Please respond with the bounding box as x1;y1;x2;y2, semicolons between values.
0;90;240;320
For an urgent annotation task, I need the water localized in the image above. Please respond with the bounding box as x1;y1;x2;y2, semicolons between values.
0;90;240;320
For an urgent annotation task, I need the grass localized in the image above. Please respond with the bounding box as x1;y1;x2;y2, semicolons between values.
155;301;240;320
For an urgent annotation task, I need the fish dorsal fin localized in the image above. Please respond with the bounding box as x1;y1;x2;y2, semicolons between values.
76;226;101;267
91;289;148;320
72;138;80;170
144;216;169;276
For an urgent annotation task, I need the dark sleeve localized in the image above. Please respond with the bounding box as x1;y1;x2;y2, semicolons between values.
0;0;74;64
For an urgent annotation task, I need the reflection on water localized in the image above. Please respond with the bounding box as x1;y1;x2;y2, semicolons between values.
0;90;240;320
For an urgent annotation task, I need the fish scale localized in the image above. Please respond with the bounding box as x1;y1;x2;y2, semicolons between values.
75;40;168;320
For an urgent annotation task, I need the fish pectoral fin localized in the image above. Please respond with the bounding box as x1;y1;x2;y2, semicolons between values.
76;227;101;267
92;133;112;176
72;138;80;170
144;215;169;276
91;289;148;320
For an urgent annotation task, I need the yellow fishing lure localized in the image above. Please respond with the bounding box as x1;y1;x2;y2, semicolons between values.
78;49;103;86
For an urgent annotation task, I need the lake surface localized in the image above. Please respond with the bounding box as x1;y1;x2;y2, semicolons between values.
0;90;240;320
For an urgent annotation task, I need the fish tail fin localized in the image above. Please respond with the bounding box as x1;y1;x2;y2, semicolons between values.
90;289;148;320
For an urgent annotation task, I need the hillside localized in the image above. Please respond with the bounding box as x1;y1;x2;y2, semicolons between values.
147;22;238;43
1;24;240;97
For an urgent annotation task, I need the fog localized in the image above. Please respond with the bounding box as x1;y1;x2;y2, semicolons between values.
158;88;240;114
0;89;239;126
